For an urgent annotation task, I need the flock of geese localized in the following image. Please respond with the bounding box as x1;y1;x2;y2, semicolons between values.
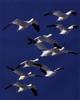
2;10;80;96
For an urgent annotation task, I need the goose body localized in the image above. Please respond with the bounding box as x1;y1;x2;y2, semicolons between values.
39;65;64;77
17;59;64;77
47;24;78;35
27;33;62;50
44;10;77;21
2;18;40;32
5;82;38;96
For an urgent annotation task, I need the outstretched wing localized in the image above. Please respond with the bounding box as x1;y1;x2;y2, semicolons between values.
32;20;40;32
31;86;38;96
40;65;50;74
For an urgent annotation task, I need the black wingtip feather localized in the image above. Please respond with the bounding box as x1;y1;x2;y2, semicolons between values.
31;88;38;96
32;24;40;32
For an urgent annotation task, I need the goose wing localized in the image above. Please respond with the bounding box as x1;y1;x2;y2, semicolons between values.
40;65;50;74
32;20;40;32
31;85;38;96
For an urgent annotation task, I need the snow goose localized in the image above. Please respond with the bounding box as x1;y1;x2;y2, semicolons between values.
16;59;64;77
7;66;43;80
27;33;62;50
2;18;40;32
40;67;64;77
44;10;77;21
40;46;80;57
47;24;78;35
5;82;38;96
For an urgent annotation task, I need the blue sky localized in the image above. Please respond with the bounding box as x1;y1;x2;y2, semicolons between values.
0;0;79;100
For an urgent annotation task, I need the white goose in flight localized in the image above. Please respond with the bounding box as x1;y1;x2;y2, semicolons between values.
44;10;77;21
47;24;78;35
27;33;62;50
5;82;38;96
40;46;80;57
7;66;43;80
39;67;64;77
2;18;40;32
16;59;64;77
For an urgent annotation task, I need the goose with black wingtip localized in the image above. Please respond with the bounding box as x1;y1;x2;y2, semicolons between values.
44;10;77;21
47;24;78;35
27;33;62;50
2;18;40;32
5;82;38;96
40;46;80;57
7;66;43;80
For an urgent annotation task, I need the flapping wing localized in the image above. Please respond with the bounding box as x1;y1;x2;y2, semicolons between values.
40;65;49;74
32;20;40;32
31;86;38;96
